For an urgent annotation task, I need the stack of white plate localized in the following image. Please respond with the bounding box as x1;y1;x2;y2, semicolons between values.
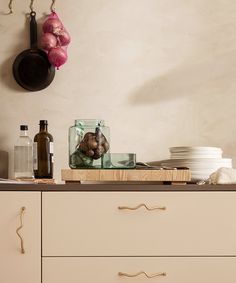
161;147;232;182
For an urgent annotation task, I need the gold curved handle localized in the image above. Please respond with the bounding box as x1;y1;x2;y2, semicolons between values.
118;271;166;278
118;203;166;211
16;207;26;254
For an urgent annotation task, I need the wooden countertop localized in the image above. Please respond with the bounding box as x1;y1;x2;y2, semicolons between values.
0;183;236;191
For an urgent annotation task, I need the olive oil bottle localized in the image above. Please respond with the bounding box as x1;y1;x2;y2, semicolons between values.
33;120;53;178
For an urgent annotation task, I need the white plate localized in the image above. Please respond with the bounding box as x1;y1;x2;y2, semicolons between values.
169;146;222;153
170;153;222;159
161;158;232;181
161;158;232;164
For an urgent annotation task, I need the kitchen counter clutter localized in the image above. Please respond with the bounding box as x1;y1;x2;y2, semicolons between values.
1;183;236;283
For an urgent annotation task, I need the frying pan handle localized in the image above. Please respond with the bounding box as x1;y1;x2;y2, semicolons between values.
30;11;37;49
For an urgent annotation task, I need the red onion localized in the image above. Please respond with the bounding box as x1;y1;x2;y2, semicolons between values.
48;47;68;69
58;30;71;46
40;33;57;51
43;18;63;34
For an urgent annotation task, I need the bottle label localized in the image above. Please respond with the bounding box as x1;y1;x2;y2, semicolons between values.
49;142;54;154
33;142;38;170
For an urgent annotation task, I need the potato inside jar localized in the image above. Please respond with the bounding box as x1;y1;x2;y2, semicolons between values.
78;128;109;160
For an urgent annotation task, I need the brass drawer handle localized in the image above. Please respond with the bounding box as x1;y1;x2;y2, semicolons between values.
118;271;166;278
118;203;166;211
16;206;26;254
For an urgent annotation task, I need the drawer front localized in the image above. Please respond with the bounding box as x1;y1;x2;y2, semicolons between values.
43;192;236;256
43;257;236;283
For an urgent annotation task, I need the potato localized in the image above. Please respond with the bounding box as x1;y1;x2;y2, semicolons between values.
83;132;94;142
79;141;88;152
87;136;98;149
78;129;109;159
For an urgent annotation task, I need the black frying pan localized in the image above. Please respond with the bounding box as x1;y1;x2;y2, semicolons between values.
13;11;55;91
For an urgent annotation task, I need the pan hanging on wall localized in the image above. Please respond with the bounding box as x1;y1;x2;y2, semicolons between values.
12;7;55;91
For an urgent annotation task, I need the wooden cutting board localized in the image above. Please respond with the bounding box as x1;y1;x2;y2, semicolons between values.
61;169;191;184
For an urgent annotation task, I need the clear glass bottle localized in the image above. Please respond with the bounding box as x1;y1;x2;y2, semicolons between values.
14;125;33;179
69;119;110;168
34;120;54;179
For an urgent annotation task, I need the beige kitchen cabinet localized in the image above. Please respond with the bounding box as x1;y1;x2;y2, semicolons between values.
42;191;236;256
1;185;236;283
43;257;236;283
42;190;236;283
0;191;41;283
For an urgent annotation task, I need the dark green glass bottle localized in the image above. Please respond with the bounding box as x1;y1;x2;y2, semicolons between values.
33;120;53;178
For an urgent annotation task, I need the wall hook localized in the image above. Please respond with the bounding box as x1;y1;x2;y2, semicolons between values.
50;0;56;12
30;0;35;12
5;0;13;15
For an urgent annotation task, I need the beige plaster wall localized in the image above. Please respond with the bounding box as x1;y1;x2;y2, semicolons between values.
0;0;236;181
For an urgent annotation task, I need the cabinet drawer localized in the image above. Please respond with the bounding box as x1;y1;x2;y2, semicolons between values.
42;192;236;256
43;257;236;283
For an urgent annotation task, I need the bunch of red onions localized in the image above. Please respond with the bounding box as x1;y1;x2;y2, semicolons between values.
40;12;71;69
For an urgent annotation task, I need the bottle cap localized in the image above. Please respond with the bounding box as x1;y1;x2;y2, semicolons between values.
39;120;48;125
20;125;28;130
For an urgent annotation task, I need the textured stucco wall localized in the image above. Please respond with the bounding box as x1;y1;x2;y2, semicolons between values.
0;0;236;181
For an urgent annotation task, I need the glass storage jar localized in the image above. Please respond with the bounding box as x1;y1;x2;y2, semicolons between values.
69;119;110;168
